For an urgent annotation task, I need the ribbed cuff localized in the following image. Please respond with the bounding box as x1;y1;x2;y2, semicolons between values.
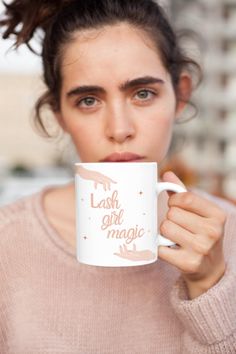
170;266;236;345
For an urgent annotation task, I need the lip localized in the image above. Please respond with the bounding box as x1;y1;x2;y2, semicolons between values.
101;152;145;162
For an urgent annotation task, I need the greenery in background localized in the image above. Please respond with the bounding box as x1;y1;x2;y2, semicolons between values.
9;163;33;177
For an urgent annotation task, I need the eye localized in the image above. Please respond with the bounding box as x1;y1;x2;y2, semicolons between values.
134;89;156;101
76;96;98;108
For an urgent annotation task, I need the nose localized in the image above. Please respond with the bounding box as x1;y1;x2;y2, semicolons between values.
105;104;136;144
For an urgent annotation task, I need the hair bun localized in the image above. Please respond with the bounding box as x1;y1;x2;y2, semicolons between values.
0;0;72;51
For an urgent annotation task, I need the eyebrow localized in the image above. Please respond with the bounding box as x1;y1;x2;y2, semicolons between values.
66;76;165;98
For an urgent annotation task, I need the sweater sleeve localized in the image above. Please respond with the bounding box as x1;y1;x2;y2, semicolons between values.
0;240;8;354
0;274;7;353
170;208;236;354
0;204;18;354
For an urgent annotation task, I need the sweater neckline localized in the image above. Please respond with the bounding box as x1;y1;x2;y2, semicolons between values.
31;185;159;274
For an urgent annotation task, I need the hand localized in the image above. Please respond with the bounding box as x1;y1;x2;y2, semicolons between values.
77;166;117;191
114;244;156;261
159;171;227;299
91;171;117;191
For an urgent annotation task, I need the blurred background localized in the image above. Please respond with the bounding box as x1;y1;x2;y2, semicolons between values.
0;0;236;206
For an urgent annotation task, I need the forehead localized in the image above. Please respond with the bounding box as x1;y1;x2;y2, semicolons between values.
60;23;169;86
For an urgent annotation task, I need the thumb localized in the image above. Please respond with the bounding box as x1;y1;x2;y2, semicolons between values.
161;171;186;196
162;171;185;187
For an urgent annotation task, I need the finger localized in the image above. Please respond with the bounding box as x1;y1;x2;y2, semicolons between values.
166;206;221;236
161;219;218;256
168;191;224;219
124;244;128;252
158;246;197;274
162;171;186;197
162;171;186;189
160;219;194;249
107;182;111;191
110;178;117;184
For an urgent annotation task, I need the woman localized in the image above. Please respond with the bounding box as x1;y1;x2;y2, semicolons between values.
0;0;235;353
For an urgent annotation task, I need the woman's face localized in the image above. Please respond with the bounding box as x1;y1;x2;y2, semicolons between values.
58;23;186;163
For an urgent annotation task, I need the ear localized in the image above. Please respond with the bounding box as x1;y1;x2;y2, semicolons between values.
175;73;192;118
55;112;68;132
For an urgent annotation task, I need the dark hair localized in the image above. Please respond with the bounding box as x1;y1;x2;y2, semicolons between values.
0;0;201;138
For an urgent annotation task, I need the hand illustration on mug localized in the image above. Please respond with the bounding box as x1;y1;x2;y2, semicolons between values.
76;166;117;191
114;244;156;261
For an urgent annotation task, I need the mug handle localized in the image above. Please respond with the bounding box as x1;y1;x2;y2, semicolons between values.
156;182;187;247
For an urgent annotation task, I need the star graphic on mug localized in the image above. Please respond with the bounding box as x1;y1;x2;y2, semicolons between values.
139;191;143;195
83;236;88;240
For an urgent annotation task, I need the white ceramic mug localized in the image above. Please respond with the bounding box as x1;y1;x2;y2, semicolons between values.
75;162;186;267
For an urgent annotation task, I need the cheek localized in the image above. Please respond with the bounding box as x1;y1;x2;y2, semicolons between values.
144;105;175;158
60;105;92;145
67;120;101;159
147;104;175;138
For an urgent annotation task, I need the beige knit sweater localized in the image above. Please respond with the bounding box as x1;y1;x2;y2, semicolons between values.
0;187;236;354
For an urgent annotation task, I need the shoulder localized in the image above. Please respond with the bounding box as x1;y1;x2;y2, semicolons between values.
0;191;42;245
0;193;39;294
0;191;45;278
0;195;32;230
